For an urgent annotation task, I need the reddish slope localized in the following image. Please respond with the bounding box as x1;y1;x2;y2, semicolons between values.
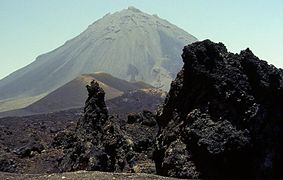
0;73;153;117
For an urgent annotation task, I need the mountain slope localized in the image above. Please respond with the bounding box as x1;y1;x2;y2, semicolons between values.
0;73;153;116
0;7;197;106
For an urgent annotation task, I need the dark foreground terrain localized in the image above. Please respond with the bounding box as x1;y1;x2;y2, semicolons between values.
0;109;80;174
0;171;176;180
1;40;282;179
0;90;164;174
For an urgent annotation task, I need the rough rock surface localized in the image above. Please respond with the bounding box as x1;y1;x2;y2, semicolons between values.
0;108;80;174
0;155;17;173
154;40;283;179
56;80;158;174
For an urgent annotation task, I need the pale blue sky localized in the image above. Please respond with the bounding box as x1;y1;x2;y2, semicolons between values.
0;0;282;79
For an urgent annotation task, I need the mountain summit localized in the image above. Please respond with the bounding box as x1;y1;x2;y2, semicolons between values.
0;7;197;110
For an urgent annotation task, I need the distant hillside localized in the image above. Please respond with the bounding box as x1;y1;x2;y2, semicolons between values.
0;73;154;117
90;72;153;92
107;88;166;117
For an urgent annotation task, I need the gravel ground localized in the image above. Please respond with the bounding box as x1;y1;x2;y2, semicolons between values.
0;171;179;180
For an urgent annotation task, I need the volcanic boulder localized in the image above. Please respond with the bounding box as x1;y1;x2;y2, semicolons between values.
154;40;283;179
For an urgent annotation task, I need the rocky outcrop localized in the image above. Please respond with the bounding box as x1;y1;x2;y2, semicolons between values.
56;81;158;173
57;80;109;171
154;40;283;179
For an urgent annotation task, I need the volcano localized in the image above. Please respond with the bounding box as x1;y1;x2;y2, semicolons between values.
0;7;197;112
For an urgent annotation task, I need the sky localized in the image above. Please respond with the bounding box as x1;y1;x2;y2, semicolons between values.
0;0;282;80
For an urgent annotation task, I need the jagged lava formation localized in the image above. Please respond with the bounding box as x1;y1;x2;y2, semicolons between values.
55;80;158;173
154;40;283;179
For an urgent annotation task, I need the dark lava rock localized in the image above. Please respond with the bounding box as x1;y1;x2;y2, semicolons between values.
0;156;17;173
127;113;140;124
57;80;158;174
52;131;78;149
57;80;110;172
128;110;157;127
154;40;283;179
13;141;44;158
0;108;80;174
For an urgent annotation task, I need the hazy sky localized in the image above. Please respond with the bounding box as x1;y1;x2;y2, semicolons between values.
0;0;282;80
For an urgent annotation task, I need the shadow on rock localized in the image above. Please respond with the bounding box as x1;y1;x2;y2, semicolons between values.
154;40;283;179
